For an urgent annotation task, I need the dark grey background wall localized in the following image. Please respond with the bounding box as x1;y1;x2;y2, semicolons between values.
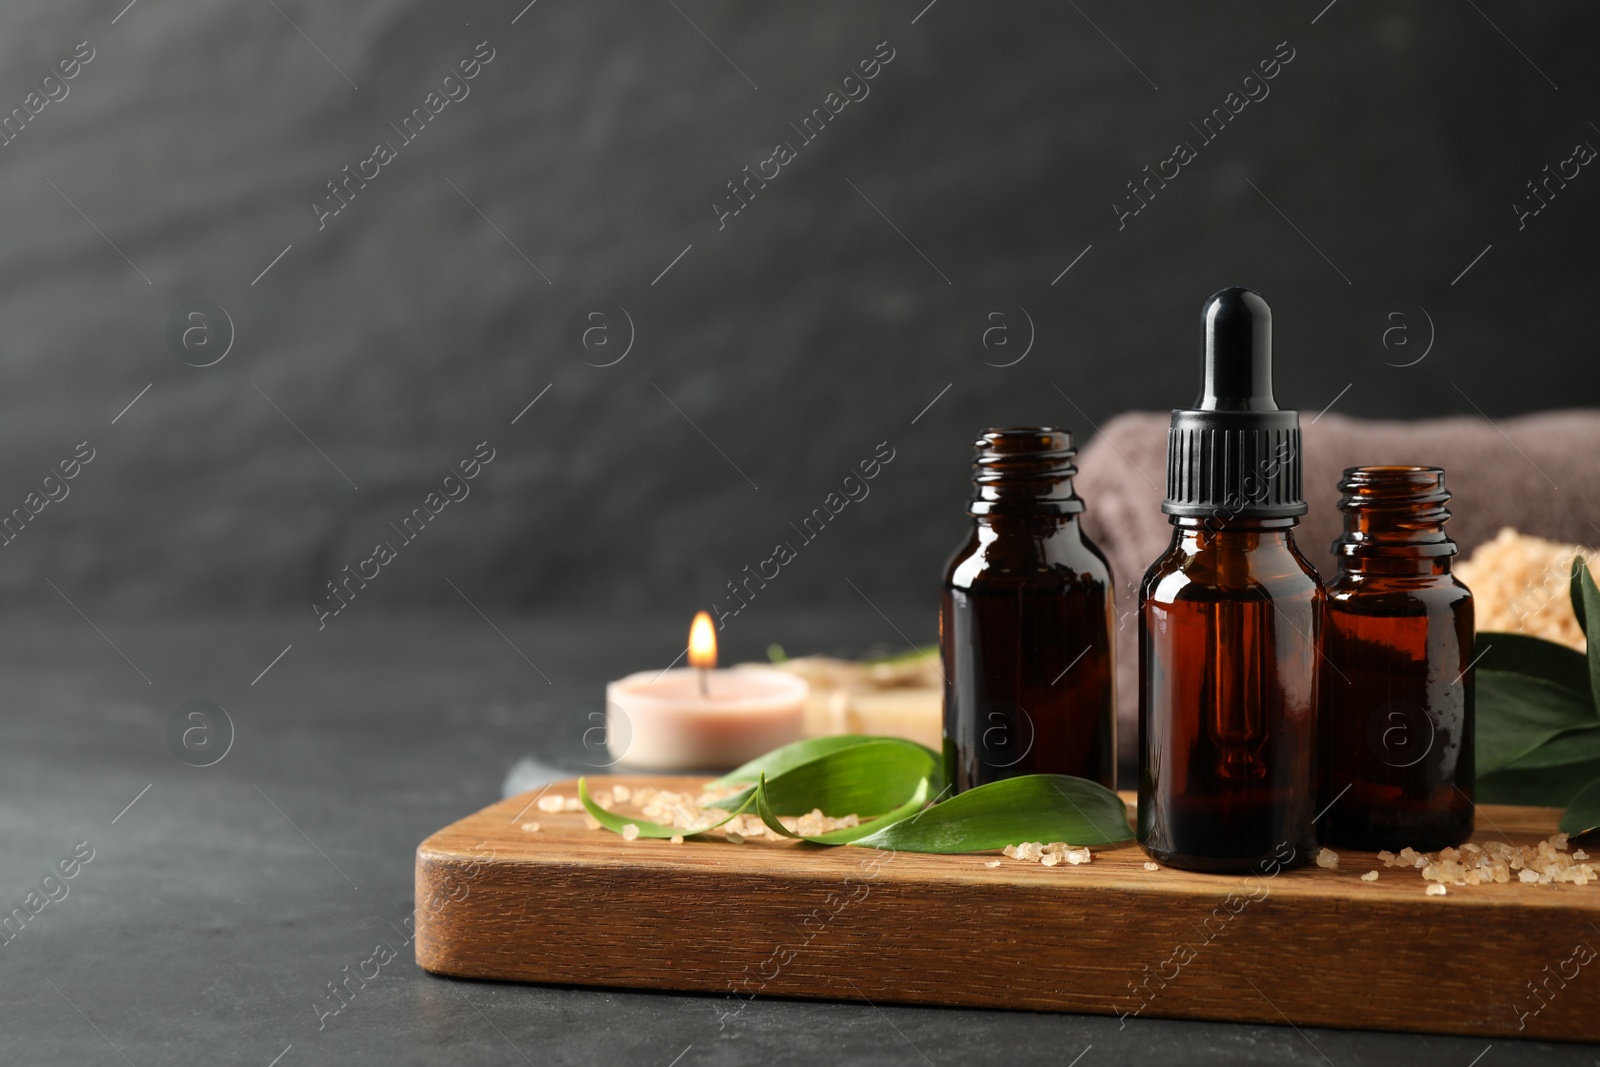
1;0;1595;634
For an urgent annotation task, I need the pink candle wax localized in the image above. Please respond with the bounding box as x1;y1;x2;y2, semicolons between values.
605;667;808;771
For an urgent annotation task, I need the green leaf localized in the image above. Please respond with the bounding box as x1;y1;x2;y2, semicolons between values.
1478;757;1600;807
1559;778;1600;836
1474;632;1593;703
755;774;932;844
578;777;750;839
1475;669;1599;776
849;774;1133;853
1572;556;1590;637
711;734;881;787
1573;557;1600;708
861;644;940;667
1503;727;1600;771
710;738;939;817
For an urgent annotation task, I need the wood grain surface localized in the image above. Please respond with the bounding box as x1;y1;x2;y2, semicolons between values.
414;776;1600;1042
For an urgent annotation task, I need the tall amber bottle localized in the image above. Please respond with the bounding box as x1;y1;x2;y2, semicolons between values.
941;428;1117;794
1139;287;1321;872
1318;466;1475;851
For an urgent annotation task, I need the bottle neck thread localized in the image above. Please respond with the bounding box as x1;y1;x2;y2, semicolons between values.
967;427;1084;518
1333;466;1456;562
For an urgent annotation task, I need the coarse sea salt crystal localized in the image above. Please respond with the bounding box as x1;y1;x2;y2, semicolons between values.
984;859;1002;868
1425;884;1447;896
621;823;640;841
520;822;540;833
1315;848;1339;869
1360;871;1379;882
537;795;565;813
1143;862;1159;871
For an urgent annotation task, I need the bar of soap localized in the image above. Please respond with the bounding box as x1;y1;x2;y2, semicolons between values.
751;655;943;750
828;687;941;751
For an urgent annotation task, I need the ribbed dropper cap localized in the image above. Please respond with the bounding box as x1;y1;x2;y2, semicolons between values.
1162;287;1305;519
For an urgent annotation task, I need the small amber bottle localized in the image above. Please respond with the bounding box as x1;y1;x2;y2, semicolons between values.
1139;287;1321;873
1318;466;1475;851
941;428;1117;794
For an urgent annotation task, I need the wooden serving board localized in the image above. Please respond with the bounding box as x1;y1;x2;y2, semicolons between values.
414;775;1600;1042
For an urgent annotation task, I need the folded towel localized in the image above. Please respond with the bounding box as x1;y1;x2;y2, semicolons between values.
1073;409;1600;777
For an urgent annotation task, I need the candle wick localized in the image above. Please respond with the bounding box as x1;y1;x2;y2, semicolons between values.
698;667;710;698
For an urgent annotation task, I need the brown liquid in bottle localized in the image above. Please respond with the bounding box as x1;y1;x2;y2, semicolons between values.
1317;466;1474;851
1139;518;1322;870
941;428;1117;793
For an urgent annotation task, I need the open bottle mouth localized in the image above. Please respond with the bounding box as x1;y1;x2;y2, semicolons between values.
1339;463;1445;483
968;426;1083;516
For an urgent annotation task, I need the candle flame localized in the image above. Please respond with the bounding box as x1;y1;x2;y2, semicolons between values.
688;611;717;670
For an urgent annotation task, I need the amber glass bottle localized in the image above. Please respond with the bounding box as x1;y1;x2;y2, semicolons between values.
941;428;1117;794
1318;466;1474;851
1139;287;1321;873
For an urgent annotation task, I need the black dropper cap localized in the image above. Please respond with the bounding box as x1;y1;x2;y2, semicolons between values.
1162;287;1305;519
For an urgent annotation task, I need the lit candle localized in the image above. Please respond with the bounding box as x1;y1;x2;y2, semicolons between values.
606;613;809;770
691;609;714;697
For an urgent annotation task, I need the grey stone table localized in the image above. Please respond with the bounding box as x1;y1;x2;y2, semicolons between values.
0;610;1589;1066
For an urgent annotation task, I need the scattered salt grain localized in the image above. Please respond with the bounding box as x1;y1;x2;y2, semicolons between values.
536;795;565;813
1143;862;1160;871
612;785;632;803
562;797;584;813
1360;871;1379;882
1315;848;1339;870
1425;884;1447;896
984;860;1002;868
1002;841;1092;867
670;835;684;845
1395;832;1595;890
620;823;640;841
520;822;540;833
635;787;861;841
582;814;601;830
